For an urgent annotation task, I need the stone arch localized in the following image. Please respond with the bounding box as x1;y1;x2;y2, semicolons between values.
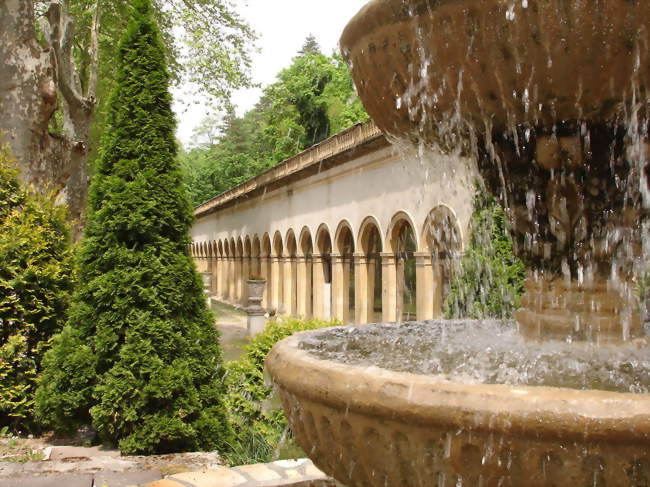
314;224;333;319
333;220;356;323
334;220;355;255
262;233;272;257
386;211;418;321
236;237;244;257
244;236;252;257
357;216;384;323
217;240;224;257
358;216;384;255
284;229;298;315
297;227;314;317
261;233;273;308
270;231;284;312
229;238;236;257
421;205;463;319
315;224;332;255
421;204;462;254
252;235;261;257
285;229;298;257
299;226;313;256
272;231;284;257
251;234;262;278
386;211;420;253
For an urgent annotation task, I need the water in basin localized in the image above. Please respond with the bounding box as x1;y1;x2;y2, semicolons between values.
299;321;650;393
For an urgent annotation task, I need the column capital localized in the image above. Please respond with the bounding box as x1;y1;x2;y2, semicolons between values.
380;252;397;262
353;253;369;265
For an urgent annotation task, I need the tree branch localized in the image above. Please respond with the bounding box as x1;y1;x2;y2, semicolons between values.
45;1;86;111
86;0;100;102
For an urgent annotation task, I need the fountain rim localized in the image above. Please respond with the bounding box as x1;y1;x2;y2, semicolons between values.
266;326;650;444
340;0;471;53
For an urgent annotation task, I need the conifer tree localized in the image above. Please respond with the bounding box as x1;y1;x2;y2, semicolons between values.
35;0;231;454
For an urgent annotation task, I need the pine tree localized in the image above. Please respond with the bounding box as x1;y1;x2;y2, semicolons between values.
35;0;231;454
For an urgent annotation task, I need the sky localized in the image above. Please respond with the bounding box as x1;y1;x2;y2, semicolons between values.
172;0;368;146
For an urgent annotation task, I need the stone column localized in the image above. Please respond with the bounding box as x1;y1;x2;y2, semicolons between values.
431;257;445;319
211;255;219;296
312;254;325;319
354;253;372;324
296;255;312;317
233;256;243;304
415;252;435;321
241;256;251;305
260;256;271;309
331;254;348;322
227;256;236;303
283;256;297;316
381;252;398;322
271;254;284;313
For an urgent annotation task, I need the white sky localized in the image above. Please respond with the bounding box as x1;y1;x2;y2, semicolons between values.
173;0;368;146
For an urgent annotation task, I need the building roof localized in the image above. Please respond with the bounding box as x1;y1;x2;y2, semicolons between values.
194;120;387;218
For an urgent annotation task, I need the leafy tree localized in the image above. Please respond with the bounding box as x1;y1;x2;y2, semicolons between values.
444;184;525;319
36;0;231;454
0;145;73;432
182;40;369;207
2;0;255;231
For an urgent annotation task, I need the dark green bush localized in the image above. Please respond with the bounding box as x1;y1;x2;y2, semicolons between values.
0;145;73;432
35;0;231;454
444;184;525;319
223;317;338;465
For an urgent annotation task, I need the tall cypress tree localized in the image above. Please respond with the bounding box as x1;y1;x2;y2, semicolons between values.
35;0;231;454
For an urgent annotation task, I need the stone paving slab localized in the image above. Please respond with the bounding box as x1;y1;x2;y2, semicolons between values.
142;459;337;487
49;445;121;461
94;469;163;487
1;473;94;487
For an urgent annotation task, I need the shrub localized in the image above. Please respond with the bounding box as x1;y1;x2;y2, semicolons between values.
444;184;525;319
35;0;231;454
223;316;338;465
0;145;73;432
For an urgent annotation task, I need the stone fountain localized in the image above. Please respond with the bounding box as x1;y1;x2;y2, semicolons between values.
266;1;650;485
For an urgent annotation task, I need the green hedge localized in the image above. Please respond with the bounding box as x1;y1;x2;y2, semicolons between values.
444;185;525;319
0;145;73;432
223;316;339;465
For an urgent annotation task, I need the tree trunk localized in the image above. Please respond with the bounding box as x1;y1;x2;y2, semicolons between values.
0;0;96;238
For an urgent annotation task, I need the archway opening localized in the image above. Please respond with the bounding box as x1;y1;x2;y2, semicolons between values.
316;227;332;319
335;224;355;323
423;207;462;315
391;219;417;321
299;229;314;317
285;230;298;315
361;223;383;322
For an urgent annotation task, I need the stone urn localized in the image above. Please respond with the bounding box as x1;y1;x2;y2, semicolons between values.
266;0;650;485
246;279;267;336
247;279;266;308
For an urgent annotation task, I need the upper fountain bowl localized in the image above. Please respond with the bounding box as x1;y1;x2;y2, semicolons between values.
340;0;649;143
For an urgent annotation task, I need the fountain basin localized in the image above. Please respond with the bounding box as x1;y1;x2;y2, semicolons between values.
340;0;649;141
267;323;650;487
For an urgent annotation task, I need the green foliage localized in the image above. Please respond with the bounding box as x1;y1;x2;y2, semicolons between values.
182;39;368;207
0;146;73;432
36;0;231;455
444;184;525;319
223;317;338;466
